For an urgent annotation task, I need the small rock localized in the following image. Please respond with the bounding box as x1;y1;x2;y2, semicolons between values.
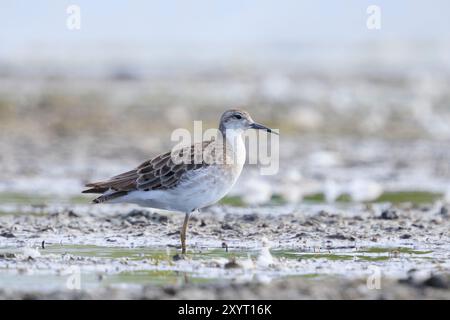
163;286;177;296
326;233;356;241
294;232;308;239
317;210;330;217
400;234;412;239
68;210;79;218
0;253;16;259
242;214;258;222
422;275;449;289
224;258;241;269
154;214;168;224
0;232;15;238
123;209;168;222
124;209;147;218
221;223;233;230
380;209;398;220
172;254;185;261
123;209;168;223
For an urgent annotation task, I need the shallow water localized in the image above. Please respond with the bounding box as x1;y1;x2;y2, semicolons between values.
0;241;442;293
0;191;449;297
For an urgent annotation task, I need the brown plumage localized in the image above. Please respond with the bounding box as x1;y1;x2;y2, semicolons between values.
82;109;278;254
82;139;220;203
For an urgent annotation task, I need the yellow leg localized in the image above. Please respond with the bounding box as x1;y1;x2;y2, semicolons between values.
180;212;191;254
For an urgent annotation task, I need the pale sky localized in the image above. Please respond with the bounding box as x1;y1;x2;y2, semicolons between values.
1;0;449;65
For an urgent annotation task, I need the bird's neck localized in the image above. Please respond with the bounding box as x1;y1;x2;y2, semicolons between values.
220;127;242;142
219;128;246;166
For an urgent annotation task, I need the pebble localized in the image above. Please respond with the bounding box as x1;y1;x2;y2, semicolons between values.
224;258;241;269
0;232;15;238
380;209;398;220
422;275;449;289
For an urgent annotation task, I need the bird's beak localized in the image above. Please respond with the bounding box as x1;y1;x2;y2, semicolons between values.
250;122;279;135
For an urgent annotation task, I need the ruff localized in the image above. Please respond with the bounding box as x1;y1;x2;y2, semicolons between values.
83;109;277;253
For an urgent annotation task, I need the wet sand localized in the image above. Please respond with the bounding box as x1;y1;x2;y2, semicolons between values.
1;202;449;299
1;67;450;299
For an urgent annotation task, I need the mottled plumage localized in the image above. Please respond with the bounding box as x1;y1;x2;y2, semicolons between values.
82;109;277;253
83;140;217;203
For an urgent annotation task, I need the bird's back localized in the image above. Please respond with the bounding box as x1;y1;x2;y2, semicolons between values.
82;136;245;211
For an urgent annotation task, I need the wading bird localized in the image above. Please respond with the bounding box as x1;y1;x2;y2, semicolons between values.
83;109;277;253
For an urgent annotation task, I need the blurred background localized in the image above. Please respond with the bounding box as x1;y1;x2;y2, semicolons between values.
1;0;450;205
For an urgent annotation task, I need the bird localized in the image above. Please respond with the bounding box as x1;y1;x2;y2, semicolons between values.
82;109;278;254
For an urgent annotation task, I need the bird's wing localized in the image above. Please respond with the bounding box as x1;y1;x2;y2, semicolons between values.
82;139;216;202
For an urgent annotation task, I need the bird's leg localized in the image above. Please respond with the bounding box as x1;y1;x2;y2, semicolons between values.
180;212;192;254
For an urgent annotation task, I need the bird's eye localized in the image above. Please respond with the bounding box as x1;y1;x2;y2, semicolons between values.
234;114;242;120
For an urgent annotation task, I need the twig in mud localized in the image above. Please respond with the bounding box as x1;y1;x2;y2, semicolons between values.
222;242;229;252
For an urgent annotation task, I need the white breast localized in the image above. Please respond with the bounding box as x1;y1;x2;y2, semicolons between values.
118;132;246;213
121;165;240;212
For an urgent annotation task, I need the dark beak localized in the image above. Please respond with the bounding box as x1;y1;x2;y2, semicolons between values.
250;122;279;135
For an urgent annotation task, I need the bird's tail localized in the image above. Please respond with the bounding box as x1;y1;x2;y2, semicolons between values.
82;186;129;203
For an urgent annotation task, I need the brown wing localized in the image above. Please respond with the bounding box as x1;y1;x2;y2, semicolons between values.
82;139;215;203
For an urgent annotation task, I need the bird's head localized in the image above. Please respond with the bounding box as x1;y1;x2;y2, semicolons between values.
219;109;277;135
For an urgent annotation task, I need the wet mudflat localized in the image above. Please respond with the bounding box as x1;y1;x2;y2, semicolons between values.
1;196;449;299
2;35;450;300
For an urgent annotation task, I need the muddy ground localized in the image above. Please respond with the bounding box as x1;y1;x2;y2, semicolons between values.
1;201;449;299
1;62;450;299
